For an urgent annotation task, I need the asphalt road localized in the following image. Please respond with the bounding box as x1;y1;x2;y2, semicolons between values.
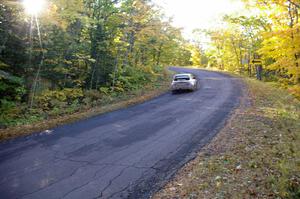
0;68;243;199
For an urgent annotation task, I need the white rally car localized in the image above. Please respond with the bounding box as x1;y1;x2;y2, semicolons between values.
171;73;198;93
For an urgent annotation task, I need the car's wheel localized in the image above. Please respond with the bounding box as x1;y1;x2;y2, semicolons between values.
194;84;198;91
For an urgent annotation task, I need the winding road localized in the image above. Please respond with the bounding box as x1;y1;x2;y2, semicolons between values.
0;68;243;199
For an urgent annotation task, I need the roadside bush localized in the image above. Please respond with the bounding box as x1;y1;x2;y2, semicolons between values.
63;88;84;105
0;99;19;128
111;66;155;91
36;88;84;111
84;90;102;104
288;85;300;100
112;85;125;93
99;87;110;95
0;102;45;128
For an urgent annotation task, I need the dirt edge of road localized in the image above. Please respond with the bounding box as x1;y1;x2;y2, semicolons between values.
153;78;300;199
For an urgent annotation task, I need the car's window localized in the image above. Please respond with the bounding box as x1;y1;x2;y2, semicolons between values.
174;75;190;81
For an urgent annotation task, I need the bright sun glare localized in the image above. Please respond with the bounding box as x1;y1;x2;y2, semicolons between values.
155;0;245;39
22;0;46;15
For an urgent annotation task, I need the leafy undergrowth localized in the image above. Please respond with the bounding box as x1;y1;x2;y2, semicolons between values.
287;85;300;101
0;74;172;141
154;78;300;199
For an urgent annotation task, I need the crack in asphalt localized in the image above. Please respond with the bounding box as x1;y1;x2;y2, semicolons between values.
17;153;161;199
106;182;132;199
20;163;87;199
96;166;131;199
60;166;109;199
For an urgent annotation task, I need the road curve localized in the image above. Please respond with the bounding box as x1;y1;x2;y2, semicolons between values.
0;68;243;199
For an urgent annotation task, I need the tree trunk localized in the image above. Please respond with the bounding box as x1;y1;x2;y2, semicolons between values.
156;43;163;66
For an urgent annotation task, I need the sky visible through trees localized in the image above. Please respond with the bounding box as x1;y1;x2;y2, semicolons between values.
154;0;245;37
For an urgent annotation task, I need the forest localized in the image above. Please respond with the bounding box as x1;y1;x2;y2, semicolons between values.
200;0;300;95
0;0;192;127
0;0;299;128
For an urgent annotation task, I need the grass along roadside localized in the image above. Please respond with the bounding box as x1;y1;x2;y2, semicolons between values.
0;74;172;141
154;78;300;198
